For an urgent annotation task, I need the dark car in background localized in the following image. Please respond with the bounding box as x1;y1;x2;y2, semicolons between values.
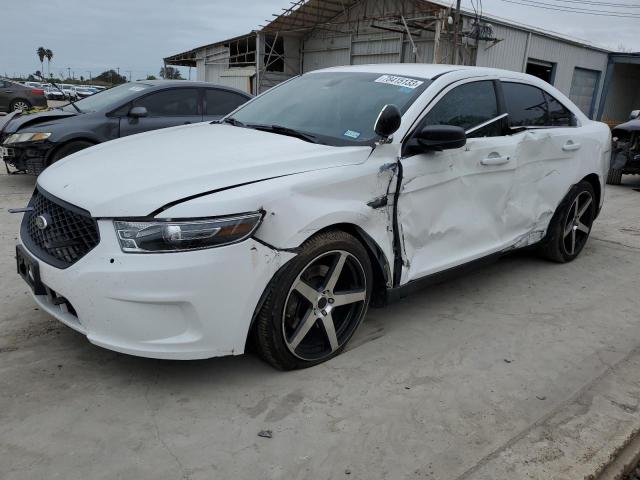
0;80;252;174
608;110;640;185
0;79;48;112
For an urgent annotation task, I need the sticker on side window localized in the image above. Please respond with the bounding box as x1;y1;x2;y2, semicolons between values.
375;75;424;89
344;130;361;139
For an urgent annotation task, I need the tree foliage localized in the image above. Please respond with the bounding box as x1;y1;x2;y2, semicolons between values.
94;69;127;85
36;47;46;74
159;66;183;80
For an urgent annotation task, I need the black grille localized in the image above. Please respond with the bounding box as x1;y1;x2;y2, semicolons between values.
21;188;99;269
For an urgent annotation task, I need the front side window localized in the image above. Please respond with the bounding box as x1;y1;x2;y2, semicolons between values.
419;80;501;137
231;72;430;146
134;88;200;116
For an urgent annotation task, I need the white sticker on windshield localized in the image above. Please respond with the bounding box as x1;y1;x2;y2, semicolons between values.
375;75;424;89
129;86;146;92
344;130;361;139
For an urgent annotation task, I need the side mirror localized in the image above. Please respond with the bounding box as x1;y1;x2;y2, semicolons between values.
629;110;640;120
128;106;148;118
416;125;466;151
374;104;402;138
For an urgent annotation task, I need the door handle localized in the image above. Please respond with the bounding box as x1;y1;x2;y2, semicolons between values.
183;121;192;125
480;155;510;166
562;141;581;152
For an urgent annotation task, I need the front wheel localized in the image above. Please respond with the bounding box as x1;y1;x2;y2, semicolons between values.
540;181;596;263
606;168;623;185
253;231;373;370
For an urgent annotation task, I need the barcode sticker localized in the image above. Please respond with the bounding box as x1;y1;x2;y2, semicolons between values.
375;75;424;89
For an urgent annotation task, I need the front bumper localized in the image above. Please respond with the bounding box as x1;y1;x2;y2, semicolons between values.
2;140;54;174
19;220;295;359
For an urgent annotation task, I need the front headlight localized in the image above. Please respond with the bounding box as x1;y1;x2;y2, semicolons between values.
113;212;263;253
4;132;52;144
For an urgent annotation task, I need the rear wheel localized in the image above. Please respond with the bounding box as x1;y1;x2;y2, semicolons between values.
606;168;623;185
10;99;31;111
540;181;596;263
253;231;372;370
49;140;95;165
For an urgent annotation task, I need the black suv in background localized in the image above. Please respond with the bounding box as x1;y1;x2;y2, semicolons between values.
0;80;251;175
0;79;48;112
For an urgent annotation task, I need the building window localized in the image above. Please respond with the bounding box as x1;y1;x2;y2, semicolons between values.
526;59;556;85
228;37;256;68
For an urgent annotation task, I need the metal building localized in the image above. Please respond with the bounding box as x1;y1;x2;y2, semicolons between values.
163;0;637;123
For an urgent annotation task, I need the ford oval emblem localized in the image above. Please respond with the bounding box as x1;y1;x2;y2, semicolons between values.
35;215;49;231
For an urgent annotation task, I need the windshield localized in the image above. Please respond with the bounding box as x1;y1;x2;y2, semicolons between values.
231;72;430;145
61;82;150;113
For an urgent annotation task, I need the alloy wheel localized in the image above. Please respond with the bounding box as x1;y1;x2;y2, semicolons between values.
282;250;367;361
13;101;29;111
563;191;594;256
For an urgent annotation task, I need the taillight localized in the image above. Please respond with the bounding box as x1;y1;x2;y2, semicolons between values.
31;89;45;96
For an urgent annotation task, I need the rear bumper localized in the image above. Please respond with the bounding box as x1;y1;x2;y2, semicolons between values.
29;96;48;108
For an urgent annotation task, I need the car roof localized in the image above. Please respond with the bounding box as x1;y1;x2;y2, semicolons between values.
124;80;251;97
313;64;536;82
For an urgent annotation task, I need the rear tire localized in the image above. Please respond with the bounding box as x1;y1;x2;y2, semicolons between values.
253;230;373;370
10;99;31;111
540;181;596;263
606;168;623;185
49;140;95;165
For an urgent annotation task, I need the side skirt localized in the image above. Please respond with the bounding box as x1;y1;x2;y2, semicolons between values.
386;251;504;303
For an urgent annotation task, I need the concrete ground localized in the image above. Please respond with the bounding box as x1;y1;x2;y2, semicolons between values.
1;169;639;480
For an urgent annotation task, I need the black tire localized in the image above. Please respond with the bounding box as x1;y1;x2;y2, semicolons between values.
10;99;31;111
606;168;623;185
49;140;95;165
540;181;596;263
253;230;373;370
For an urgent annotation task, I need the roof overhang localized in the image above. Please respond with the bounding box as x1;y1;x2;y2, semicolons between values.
164;32;257;67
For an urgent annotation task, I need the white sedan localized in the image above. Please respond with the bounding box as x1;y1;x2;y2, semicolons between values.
14;65;610;369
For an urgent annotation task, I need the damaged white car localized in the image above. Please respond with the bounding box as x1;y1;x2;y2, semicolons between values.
14;65;610;369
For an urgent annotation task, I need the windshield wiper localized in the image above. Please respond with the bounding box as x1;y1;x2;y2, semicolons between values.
35;72;82;113
247;124;319;143
221;117;245;127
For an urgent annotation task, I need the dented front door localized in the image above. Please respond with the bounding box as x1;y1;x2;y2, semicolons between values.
397;135;520;284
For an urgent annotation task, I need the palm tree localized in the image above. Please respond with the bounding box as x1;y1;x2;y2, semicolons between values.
36;47;46;76
44;49;53;76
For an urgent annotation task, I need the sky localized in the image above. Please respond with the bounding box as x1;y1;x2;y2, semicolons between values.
1;0;638;80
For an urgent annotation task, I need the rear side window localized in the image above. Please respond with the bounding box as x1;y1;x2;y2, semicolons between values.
544;92;575;126
502;82;548;127
134;88;200;116
205;89;248;116
420;81;501;137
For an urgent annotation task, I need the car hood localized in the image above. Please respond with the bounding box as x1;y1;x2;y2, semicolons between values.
613;118;640;134
38;123;372;217
3;109;78;134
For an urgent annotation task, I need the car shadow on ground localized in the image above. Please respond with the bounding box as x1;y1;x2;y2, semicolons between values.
15;247;552;389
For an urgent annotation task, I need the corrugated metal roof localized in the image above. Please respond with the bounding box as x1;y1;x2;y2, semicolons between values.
426;0;611;52
261;0;611;52
261;0;362;33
